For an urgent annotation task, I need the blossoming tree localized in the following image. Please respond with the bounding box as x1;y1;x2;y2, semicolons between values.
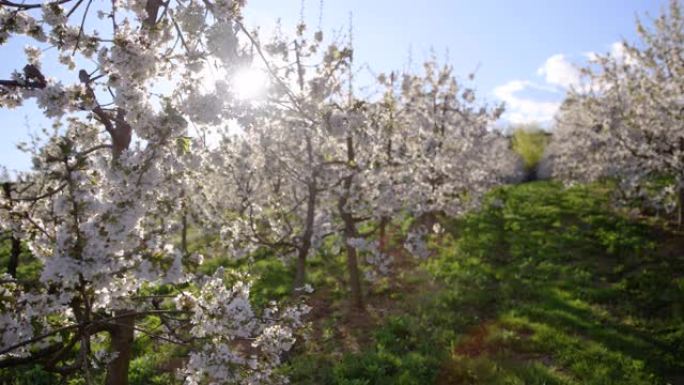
0;0;306;384
543;0;684;223
199;25;353;292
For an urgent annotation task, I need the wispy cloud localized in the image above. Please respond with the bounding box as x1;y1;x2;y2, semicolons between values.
536;54;581;89
493;80;561;125
494;53;584;126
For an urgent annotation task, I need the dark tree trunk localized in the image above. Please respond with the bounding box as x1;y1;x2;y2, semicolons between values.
294;181;316;289
678;183;684;229
103;108;136;385
181;211;188;255
338;135;364;310
378;217;389;255
181;193;188;256
294;186;315;289
294;136;318;290
2;182;20;278
294;247;307;290
105;311;135;385
8;237;20;278
343;215;364;310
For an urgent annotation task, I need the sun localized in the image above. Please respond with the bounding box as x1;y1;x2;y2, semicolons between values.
232;67;269;100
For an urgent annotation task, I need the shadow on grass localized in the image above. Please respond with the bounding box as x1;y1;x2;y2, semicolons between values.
440;181;684;384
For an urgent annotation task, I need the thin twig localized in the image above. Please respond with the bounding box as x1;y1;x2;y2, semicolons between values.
0;0;71;9
72;0;93;56
65;0;85;18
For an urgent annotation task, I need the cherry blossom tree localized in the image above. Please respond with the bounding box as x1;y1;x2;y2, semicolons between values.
0;1;526;380
194;24;353;291
0;0;306;384
543;0;684;223
362;63;521;261
321;61;522;307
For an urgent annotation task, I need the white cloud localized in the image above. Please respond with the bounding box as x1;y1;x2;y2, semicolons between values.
493;53;589;125
536;54;581;89
494;44;641;126
493;80;561;125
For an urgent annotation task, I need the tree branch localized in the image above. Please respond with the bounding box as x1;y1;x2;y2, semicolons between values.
0;0;72;10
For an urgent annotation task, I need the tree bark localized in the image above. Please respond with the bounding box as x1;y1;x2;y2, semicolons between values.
378;216;389;255
294;180;316;289
678;183;684;229
338;135;364;310
181;191;188;256
8;237;20;278
105;311;135;385
294;136;318;290
2;182;20;278
103;109;135;385
343;215;363;310
181;211;188;255
294;247;307;290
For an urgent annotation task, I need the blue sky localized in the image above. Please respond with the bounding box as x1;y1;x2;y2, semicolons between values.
0;0;670;172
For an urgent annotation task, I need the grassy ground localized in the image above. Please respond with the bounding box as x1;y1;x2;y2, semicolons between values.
2;181;683;384
284;181;684;384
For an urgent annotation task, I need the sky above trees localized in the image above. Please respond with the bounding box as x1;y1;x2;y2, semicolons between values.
0;0;668;172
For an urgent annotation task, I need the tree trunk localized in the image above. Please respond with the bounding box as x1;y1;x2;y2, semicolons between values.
294;136;318;290
338;135;364;310
294;249;307;290
8;237;20;278
293;180;315;289
101;79;136;385
339;193;364;309
378;217;389;255
2;182;19;278
181;193;188;256
343;221;364;310
105;311;135;385
678;183;684;229
181;211;188;255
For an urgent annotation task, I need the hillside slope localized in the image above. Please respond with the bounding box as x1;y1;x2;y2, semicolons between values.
287;182;684;385
2;182;682;384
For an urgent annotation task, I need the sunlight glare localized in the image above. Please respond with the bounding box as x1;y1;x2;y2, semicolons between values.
232;67;269;100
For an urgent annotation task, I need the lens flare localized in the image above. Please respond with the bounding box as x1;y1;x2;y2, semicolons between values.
232;67;269;100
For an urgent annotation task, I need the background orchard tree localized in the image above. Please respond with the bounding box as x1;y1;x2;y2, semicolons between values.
327;97;374;310
0;1;307;384
319;61;524;308
543;0;684;223
374;63;522;238
198;23;354;291
540;96;626;184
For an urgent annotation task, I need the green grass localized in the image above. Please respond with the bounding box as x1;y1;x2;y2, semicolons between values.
286;181;684;384
2;181;683;384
